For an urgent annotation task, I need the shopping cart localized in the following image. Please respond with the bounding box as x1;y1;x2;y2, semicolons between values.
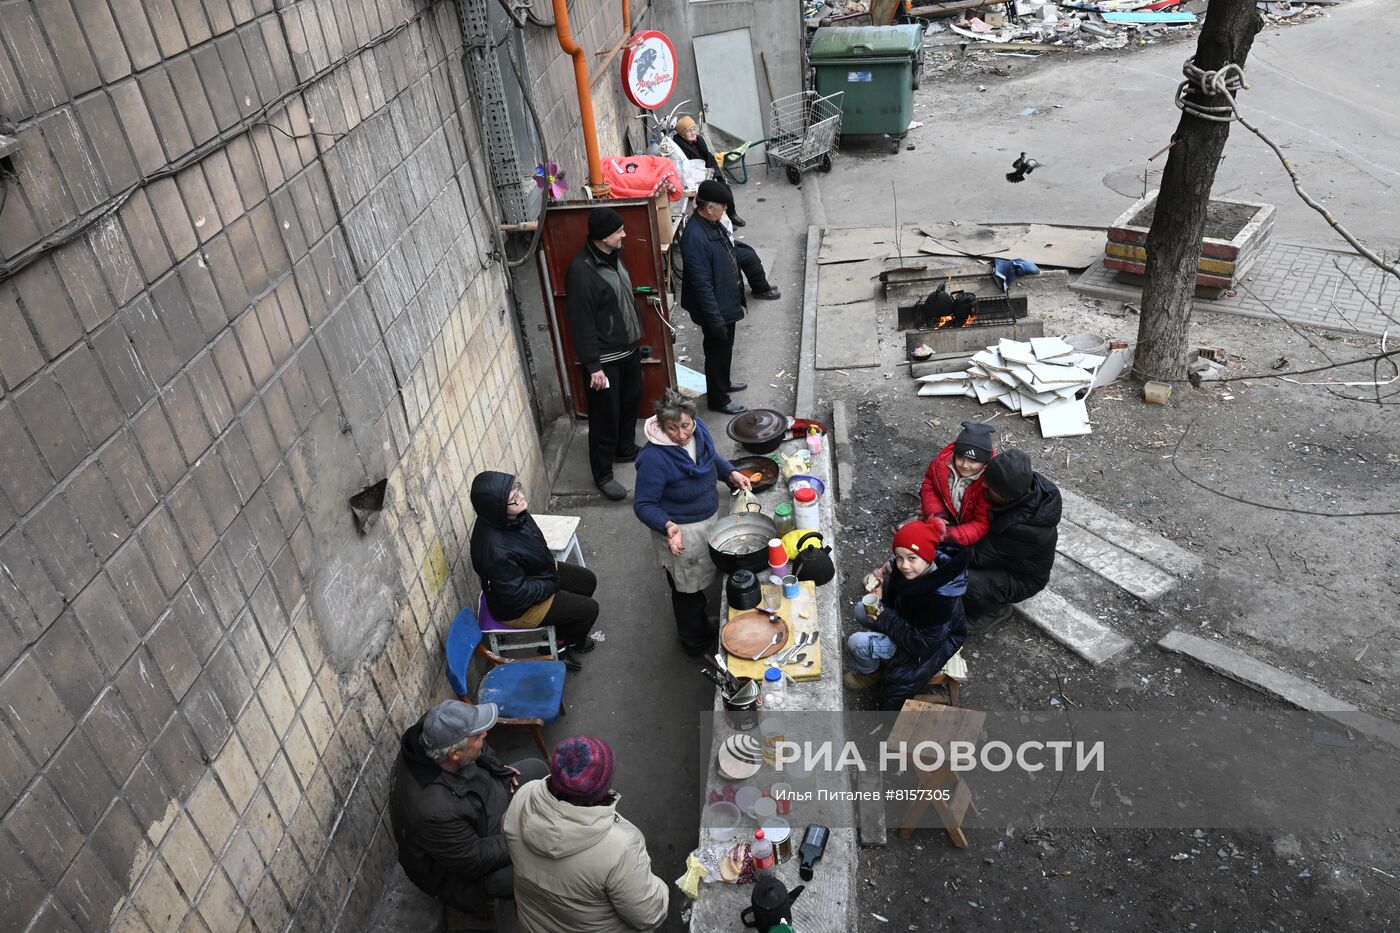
765;90;844;185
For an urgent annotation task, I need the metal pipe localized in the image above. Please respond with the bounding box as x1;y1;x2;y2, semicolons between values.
553;0;615;194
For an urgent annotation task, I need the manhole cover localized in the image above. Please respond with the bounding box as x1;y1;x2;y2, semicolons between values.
1103;164;1162;200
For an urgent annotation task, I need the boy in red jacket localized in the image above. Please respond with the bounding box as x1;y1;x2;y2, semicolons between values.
919;421;996;547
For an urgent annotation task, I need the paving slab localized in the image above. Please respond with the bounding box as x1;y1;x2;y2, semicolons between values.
1056;520;1180;603
1072;242;1399;338
856;766;887;847
816;258;884;307
1015;587;1134;666
1058;487;1204;578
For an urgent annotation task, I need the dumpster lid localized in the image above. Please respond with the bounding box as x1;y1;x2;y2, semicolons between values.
809;25;923;60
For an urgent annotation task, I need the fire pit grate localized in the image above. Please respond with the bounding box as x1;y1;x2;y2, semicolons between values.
897;294;1028;332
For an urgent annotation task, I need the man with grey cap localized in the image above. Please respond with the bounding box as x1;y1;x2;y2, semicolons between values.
389;700;549;917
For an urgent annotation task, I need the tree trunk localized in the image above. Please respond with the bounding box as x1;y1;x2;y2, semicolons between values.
1134;0;1263;381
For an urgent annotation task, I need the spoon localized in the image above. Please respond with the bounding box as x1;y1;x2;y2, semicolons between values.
751;633;782;660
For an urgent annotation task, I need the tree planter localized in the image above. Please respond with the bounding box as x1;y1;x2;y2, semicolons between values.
1105;191;1274;292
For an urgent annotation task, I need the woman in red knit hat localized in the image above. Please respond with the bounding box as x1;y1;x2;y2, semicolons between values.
845;518;969;711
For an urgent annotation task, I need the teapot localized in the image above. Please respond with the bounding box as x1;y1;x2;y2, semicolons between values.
740;876;804;930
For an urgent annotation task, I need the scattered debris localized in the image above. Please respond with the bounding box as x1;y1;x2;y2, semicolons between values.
915;335;1131;438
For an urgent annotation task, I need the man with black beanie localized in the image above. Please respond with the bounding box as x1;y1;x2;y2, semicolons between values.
964;447;1062;631
680;179;749;414
566;206;644;500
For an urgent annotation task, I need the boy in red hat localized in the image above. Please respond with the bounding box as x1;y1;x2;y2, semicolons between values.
845;518;969;711
919;420;996;546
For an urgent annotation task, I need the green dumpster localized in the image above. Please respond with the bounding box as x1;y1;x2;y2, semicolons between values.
809;25;923;152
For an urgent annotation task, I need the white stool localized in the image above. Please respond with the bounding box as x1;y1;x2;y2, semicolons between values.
533;514;585;567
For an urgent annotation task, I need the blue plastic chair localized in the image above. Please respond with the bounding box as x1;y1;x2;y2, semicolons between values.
446;604;567;756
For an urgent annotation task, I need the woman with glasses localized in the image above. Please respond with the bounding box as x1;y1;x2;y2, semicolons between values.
469;471;598;670
633;389;752;656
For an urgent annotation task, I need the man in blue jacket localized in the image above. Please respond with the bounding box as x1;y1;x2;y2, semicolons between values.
681;180;749;415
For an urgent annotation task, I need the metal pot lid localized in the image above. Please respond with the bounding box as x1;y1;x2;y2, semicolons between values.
726;409;788;444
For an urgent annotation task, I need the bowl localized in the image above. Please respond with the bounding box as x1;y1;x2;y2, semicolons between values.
702;801;743;841
786;474;826;497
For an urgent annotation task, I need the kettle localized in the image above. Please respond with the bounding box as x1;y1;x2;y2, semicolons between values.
726;570;761;611
740;876;804;930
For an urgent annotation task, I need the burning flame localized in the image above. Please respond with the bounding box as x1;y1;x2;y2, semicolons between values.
935;315;955;329
961;314;977;328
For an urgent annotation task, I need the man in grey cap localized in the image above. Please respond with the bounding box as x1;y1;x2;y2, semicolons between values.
389;700;549;917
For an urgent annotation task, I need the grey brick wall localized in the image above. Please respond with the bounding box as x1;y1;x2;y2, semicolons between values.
0;1;567;930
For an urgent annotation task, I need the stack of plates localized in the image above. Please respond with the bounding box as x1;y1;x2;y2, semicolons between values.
717;733;763;780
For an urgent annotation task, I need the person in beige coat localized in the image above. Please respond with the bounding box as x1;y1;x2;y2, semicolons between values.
503;736;669;932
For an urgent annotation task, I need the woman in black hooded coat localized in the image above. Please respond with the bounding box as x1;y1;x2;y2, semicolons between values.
469;471;598;665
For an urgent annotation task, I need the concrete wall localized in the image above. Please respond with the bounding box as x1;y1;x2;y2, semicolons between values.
0;1;547;929
654;0;807;151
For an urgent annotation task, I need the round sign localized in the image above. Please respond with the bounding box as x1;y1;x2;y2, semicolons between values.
621;30;678;110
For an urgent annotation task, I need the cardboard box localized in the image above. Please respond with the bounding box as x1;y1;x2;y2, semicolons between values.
655;193;674;246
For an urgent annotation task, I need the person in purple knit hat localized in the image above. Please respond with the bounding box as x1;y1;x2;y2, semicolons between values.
504;737;669;931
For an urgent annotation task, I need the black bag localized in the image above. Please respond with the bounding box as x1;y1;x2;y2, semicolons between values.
791;531;835;586
741;876;805;930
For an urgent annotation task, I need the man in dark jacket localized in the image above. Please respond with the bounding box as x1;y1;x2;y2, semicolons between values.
389;700;549;917
681;180;748;415
964;448;1062;631
565;206;644;501
469;471;599;667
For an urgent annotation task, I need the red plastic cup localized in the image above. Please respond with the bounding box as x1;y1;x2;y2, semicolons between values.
767;538;788;567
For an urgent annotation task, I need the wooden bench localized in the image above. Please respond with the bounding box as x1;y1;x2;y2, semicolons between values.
886;700;985;847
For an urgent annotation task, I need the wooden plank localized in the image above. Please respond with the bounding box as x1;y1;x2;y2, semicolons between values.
903;320;1044;356
816;301;879;369
1058;487;1204;578
1056;522;1180;602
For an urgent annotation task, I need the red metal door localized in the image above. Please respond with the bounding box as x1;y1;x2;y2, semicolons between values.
538;199;677;419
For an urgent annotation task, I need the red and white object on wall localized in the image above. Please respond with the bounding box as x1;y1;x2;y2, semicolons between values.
621;30;678;110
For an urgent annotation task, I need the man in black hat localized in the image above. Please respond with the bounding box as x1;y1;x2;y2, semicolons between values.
964;448;1062;632
565;206;644;500
680;180;749;414
389;700;549;917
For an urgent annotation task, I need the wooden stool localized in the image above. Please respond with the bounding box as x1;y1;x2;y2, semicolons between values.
533;514;584;566
886;700;983;847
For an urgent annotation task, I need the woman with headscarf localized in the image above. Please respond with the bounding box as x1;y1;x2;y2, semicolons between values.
672;115;745;226
469;471;599;669
632;389;752;655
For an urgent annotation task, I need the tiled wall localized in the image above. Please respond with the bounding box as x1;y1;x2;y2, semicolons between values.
0;1;559;929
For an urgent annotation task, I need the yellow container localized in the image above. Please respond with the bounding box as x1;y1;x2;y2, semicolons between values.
781;529;823;561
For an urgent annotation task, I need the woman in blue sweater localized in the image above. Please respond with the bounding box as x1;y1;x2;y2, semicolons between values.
634;389;752;655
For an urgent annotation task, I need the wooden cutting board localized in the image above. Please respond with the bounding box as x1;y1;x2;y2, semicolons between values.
725;581;823;682
721;611;789;660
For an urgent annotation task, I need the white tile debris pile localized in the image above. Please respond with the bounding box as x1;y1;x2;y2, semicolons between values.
915;336;1133;439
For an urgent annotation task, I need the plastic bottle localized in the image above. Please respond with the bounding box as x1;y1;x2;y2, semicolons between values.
751;828;777;875
805;425;823;456
762;666;786;709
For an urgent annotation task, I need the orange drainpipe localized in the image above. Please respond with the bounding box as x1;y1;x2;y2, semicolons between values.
555;0;633;196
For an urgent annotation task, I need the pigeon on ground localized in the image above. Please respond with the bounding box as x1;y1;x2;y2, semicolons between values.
1006;152;1042;183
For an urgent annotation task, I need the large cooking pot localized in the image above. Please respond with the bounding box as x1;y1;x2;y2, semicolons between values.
708;511;780;574
726;409;790;455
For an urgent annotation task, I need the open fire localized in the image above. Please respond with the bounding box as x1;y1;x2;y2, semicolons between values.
933;313;980;330
897;294;1028;333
